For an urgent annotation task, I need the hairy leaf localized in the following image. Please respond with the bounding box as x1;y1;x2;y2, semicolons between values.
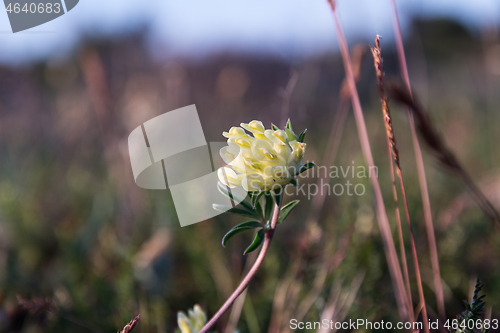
222;221;262;247
264;193;274;221
213;204;260;219
278;200;300;224
298;129;307;143
244;229;265;255
298;162;317;175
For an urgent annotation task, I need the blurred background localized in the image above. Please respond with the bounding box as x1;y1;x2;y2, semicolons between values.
1;0;500;332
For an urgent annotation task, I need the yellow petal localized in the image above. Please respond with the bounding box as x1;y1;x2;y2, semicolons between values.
241;120;265;134
223;126;246;138
269;165;291;181
251;140;276;161
228;135;253;148
288;140;306;166
241;174;267;192
177;312;193;333
264;129;287;146
218;167;241;188
243;157;261;171
219;143;241;164
193;305;206;328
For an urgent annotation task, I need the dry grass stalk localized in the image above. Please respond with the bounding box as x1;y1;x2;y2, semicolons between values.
389;0;447;323
372;35;432;331
327;0;410;323
371;37;401;170
372;36;430;331
371;37;413;317
389;86;500;227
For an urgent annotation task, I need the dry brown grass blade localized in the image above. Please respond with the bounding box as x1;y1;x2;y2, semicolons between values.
371;36;413;316
371;37;401;170
389;1;447;325
372;35;429;331
119;314;140;333
327;0;410;323
389;86;500;227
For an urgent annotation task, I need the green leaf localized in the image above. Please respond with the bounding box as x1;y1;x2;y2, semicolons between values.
264;192;274;221
451;279;488;333
278;200;300;224
244;229;265;254
251;191;265;208
297;162;317;175
285;128;298;142
271;123;280;131
289;177;298;186
298;129;307;143
254;203;263;221
222;220;262;247
250;191;265;219
217;182;254;212
285;118;293;132
213;204;260;219
273;190;282;206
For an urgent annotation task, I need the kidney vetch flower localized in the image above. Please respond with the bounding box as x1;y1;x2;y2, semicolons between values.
218;120;309;192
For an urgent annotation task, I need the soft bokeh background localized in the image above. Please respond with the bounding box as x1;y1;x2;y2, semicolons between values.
0;0;500;332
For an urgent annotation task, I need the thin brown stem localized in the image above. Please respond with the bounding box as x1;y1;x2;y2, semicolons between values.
372;36;414;320
390;0;446;323
397;171;429;332
387;139;414;319
327;0;409;322
199;200;282;333
372;35;430;331
224;251;257;333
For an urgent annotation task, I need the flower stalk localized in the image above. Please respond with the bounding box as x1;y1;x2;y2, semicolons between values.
198;199;282;333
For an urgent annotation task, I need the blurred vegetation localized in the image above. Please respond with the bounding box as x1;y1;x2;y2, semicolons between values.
0;18;499;332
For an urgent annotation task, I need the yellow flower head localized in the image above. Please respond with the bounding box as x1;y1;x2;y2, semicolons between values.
177;305;207;333
218;120;307;192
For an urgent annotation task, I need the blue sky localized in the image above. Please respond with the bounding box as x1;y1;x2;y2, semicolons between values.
0;0;499;64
